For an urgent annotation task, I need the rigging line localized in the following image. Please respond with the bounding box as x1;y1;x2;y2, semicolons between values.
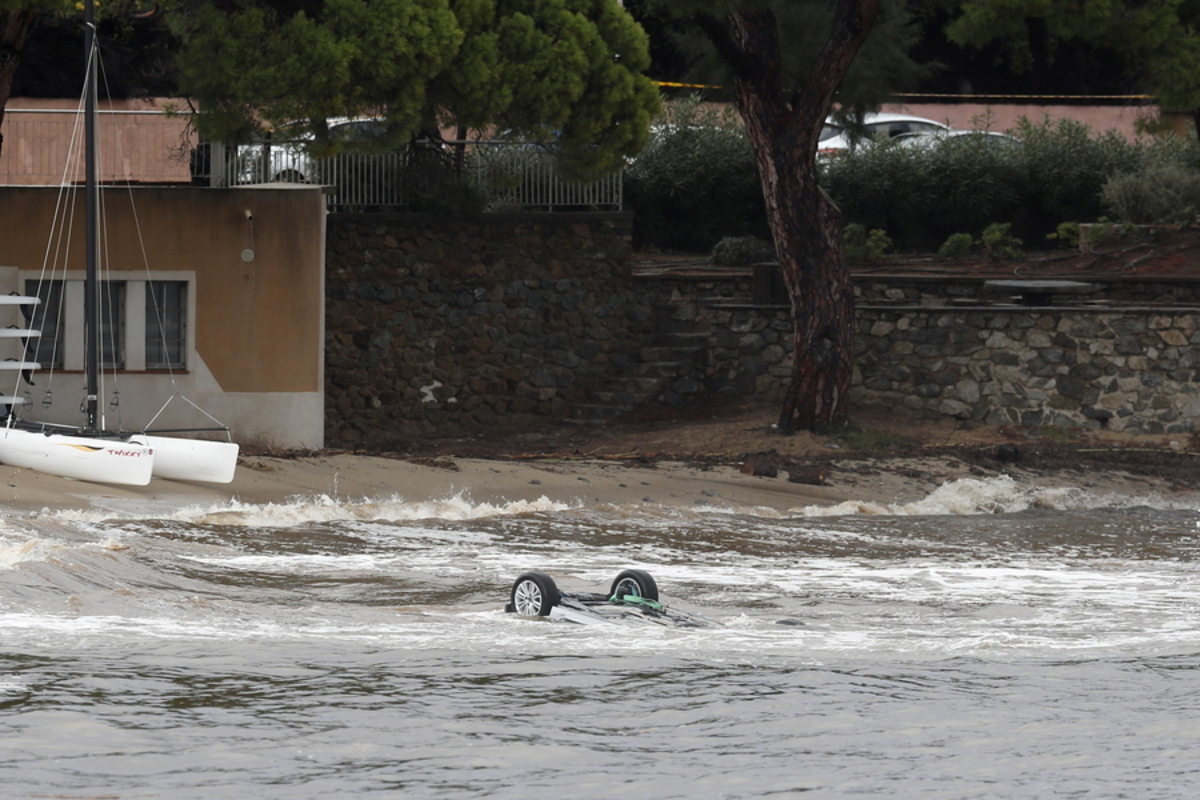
144;387;233;440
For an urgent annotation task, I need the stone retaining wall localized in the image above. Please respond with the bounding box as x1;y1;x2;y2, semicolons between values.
324;214;1200;445
853;307;1200;434
656;295;1200;435
325;212;664;447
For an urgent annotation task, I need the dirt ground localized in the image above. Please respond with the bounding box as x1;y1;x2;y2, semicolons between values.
388;397;1200;494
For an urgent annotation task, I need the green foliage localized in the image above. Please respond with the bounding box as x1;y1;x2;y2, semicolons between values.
1047;221;1082;248
980;222;1023;261
822;129;1025;250
843;223;891;261
624;98;766;251
947;1;1200;115
1009;117;1140;229
1101;165;1200;225
635;111;1200;255
649;0;928;120
175;0;462;143
938;232;975;259
822;117;1200;251
173;0;659;181
711;235;774;266
1079;217;1142;248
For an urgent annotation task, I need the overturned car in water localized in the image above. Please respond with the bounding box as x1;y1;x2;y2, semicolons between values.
504;569;715;627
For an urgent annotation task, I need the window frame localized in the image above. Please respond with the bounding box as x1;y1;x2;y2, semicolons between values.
22;275;191;374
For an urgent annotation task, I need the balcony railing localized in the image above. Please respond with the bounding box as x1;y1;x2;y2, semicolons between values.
0;109;622;211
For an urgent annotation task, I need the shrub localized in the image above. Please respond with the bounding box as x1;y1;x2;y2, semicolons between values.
843;223;891;260
980;222;1023;260
822;129;1024;250
1047;221;1082;248
711;235;775;265
823;117;1200;251
629;107;1200;255
624;98;766;252
1079;217;1140;248
1007;117;1141;237
938;232;975;259
1101;165;1200;224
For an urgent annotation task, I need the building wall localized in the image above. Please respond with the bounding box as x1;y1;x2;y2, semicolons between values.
0;99;196;185
0;185;327;449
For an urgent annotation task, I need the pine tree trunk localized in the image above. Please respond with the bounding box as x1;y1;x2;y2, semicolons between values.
0;9;40;161
716;3;879;433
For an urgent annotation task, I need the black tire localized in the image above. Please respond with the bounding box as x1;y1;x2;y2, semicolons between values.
509;571;560;617
610;569;658;602
274;169;307;183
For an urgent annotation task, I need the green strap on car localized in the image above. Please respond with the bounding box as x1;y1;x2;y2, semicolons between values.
611;592;664;611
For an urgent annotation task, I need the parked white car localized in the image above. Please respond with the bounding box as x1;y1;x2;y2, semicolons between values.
818;113;950;157
893;129;1021;149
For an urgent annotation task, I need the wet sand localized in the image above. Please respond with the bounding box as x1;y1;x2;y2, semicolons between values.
0;453;857;515
2;446;1195;516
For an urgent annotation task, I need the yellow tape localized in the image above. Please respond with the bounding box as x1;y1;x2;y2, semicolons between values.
653;81;1154;101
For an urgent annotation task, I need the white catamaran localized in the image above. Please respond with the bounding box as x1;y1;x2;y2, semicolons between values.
0;0;238;486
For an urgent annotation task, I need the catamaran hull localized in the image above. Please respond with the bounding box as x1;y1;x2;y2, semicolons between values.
0;427;154;486
146;436;239;484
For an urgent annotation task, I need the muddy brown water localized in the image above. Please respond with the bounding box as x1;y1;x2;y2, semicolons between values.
1;476;1197;798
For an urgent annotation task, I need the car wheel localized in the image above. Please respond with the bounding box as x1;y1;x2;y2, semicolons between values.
509;571;559;617
610;569;658;602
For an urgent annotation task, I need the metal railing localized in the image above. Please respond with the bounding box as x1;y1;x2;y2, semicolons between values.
1;109;622;210
207;138;623;211
463;142;623;212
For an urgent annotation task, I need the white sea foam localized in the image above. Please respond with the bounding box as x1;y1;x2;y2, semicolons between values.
791;474;1197;517
0;537;55;569
46;492;573;527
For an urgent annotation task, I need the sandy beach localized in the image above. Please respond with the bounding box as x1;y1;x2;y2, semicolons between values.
3;401;1197;515
0;450;892;516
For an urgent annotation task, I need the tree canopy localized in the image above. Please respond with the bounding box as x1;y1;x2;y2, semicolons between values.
641;0;925;120
946;0;1200;115
171;0;660;179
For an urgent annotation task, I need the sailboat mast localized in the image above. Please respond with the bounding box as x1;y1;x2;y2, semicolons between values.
83;0;98;431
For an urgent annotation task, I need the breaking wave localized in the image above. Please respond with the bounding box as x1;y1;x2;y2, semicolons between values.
43;492;574;528
792;474;1196;517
